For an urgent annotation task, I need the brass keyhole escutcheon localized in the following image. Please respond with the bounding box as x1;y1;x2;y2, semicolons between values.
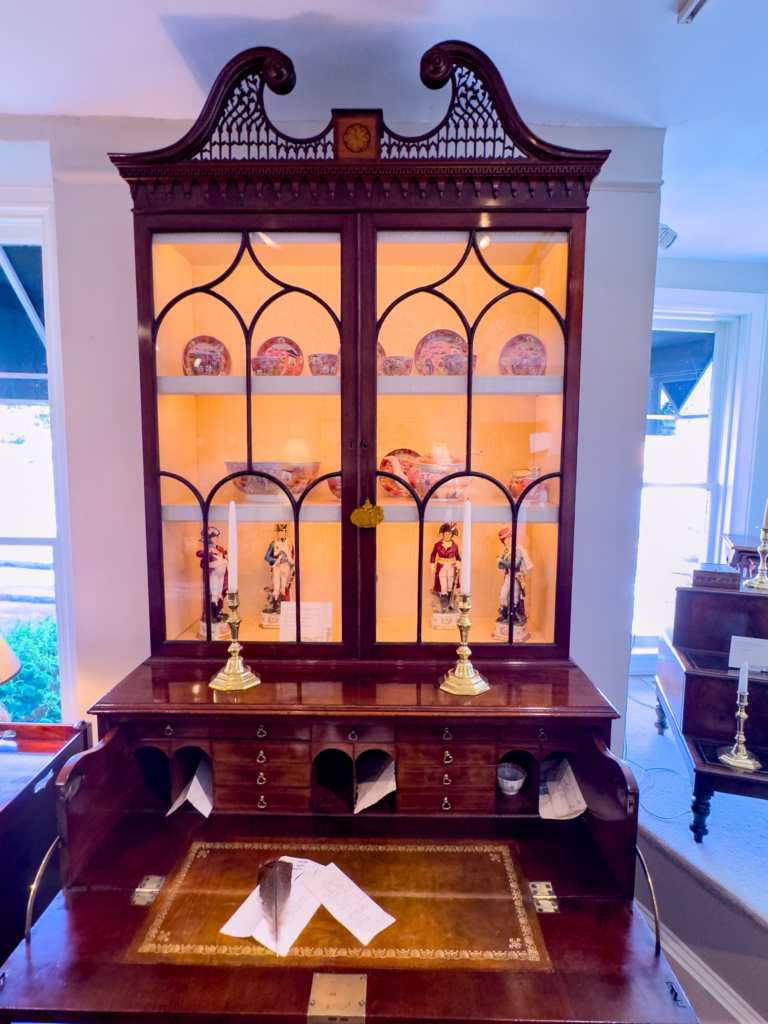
441;797;452;811
256;750;267;763
442;728;453;740
443;751;453;764
257;772;266;785
257;725;267;738
348;728;358;741
257;796;267;809
442;774;452;786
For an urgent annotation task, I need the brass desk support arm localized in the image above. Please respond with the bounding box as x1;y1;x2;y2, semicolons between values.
25;835;60;942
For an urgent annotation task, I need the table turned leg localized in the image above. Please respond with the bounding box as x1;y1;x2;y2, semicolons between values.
689;784;713;843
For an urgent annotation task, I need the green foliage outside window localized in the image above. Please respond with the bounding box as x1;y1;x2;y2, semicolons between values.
1;617;61;722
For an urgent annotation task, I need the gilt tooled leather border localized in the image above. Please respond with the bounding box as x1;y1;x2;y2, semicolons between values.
138;841;543;963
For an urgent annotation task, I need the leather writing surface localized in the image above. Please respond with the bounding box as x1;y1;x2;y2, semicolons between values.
130;837;550;971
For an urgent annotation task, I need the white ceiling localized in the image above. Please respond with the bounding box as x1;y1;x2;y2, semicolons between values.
1;0;767;263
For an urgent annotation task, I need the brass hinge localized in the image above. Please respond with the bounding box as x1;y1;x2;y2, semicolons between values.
131;875;166;906
529;881;559;913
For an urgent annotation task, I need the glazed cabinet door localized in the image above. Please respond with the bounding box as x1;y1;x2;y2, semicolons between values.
145;216;359;656
361;215;580;660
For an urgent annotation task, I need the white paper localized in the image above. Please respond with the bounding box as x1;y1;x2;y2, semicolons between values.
253;875;321;956
220;859;323;956
279;601;333;642
166;758;213;818
539;758;587;820
354;753;396;814
529;431;552;453
220;884;265;938
303;862;395;946
728;635;768;670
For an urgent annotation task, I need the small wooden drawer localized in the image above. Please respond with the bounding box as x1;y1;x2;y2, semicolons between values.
398;790;496;814
215;762;311;789
214;786;311;812
129;720;209;740
312;722;395;744
212;719;311;741
213;740;310;766
497;723;582;747
397;765;496;790
397;722;496;743
397;743;497;766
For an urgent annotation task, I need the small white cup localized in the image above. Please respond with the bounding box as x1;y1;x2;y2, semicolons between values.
497;763;526;795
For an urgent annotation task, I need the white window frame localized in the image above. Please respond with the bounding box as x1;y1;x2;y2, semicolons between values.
0;186;77;721
653;287;768;547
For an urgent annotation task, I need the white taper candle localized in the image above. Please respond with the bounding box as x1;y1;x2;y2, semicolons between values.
462;499;471;594
228;500;238;592
738;660;749;695
763;495;768;531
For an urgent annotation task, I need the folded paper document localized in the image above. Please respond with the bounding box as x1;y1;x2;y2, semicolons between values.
538;757;586;820
165;758;212;818
220;856;394;956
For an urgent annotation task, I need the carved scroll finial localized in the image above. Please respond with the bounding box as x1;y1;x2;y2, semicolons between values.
262;51;296;95
420;46;453;90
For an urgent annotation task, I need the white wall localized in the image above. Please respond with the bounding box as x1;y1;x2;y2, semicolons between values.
540;126;665;751
0;117;664;735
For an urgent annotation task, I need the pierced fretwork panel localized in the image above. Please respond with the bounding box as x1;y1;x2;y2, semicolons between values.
383;66;527;162
193;74;334;162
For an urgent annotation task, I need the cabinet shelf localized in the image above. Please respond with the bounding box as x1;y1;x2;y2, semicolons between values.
156;375;563;398
377;375;563;397
161;501;559;524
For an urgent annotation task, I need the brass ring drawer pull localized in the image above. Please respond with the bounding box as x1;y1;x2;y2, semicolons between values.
442;774;452;786
441;797;451;811
348;728;358;741
257;796;267;809
257;772;266;785
256;750;267;763
164;725;174;737
538;729;548;742
442;728;453;740
257;725;267;738
443;751;453;764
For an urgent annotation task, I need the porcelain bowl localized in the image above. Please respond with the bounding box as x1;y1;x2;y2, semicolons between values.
378;355;413;376
405;454;466;501
226;460;321;502
497;763;526;796
251;356;283;376
309;353;340;376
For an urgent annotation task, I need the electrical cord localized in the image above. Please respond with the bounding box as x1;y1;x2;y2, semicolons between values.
624;759;692;820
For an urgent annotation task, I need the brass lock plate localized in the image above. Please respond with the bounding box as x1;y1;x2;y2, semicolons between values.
308;973;366;1023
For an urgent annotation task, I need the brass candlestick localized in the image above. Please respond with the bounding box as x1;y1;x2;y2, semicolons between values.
718;691;762;771
439;593;490;696
209;590;260;691
744;527;768;590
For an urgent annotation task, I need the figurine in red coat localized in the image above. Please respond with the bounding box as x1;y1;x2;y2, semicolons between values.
430;522;461;613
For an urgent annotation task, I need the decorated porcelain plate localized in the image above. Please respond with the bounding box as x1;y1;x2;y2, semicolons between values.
498;334;547;376
414;329;466;376
379;448;420;498
257;336;304;376
182;335;232;376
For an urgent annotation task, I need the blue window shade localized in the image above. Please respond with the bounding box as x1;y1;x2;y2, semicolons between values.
0;245;47;400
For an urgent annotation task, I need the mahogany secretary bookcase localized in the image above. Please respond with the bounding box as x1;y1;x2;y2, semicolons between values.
0;41;696;1024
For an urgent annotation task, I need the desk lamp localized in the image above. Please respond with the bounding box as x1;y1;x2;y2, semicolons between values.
0;634;22;752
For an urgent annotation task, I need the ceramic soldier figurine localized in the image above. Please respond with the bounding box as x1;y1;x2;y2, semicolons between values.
429;522;461;626
493;526;533;641
196;526;230;639
263;523;295;617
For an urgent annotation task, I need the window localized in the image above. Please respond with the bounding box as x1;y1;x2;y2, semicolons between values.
632;319;729;643
0;235;60;722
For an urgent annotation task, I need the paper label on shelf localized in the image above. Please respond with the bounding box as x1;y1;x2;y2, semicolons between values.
279;602;333;642
728;635;768;670
539;758;586;820
302;862;395;946
166;758;212;818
